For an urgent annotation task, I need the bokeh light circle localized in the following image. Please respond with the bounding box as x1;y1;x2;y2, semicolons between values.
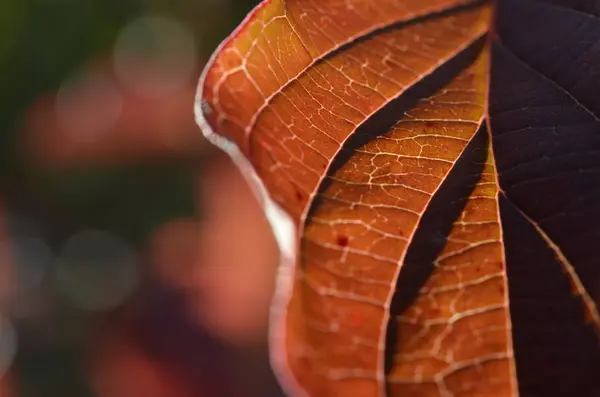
55;230;139;311
56;70;123;142
9;237;53;295
0;314;17;378
114;15;197;97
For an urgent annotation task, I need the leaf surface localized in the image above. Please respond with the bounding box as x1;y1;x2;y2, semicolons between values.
196;1;600;396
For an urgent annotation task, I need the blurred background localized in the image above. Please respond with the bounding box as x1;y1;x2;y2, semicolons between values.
0;0;285;396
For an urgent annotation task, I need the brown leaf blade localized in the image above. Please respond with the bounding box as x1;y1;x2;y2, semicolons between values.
390;141;515;397
199;0;481;149
280;38;493;397
198;1;490;224
197;2;497;397
196;1;600;396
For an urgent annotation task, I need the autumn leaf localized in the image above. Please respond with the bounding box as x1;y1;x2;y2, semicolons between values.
194;0;600;396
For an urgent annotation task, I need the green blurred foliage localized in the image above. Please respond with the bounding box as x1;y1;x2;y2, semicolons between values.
0;0;140;166
0;0;171;246
0;0;260;244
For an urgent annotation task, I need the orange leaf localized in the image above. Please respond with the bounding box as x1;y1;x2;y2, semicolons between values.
196;1;600;396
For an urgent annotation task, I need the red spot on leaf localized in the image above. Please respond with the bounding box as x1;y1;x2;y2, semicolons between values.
337;235;349;247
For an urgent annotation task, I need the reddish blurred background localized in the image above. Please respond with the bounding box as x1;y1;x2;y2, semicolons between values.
0;0;284;396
